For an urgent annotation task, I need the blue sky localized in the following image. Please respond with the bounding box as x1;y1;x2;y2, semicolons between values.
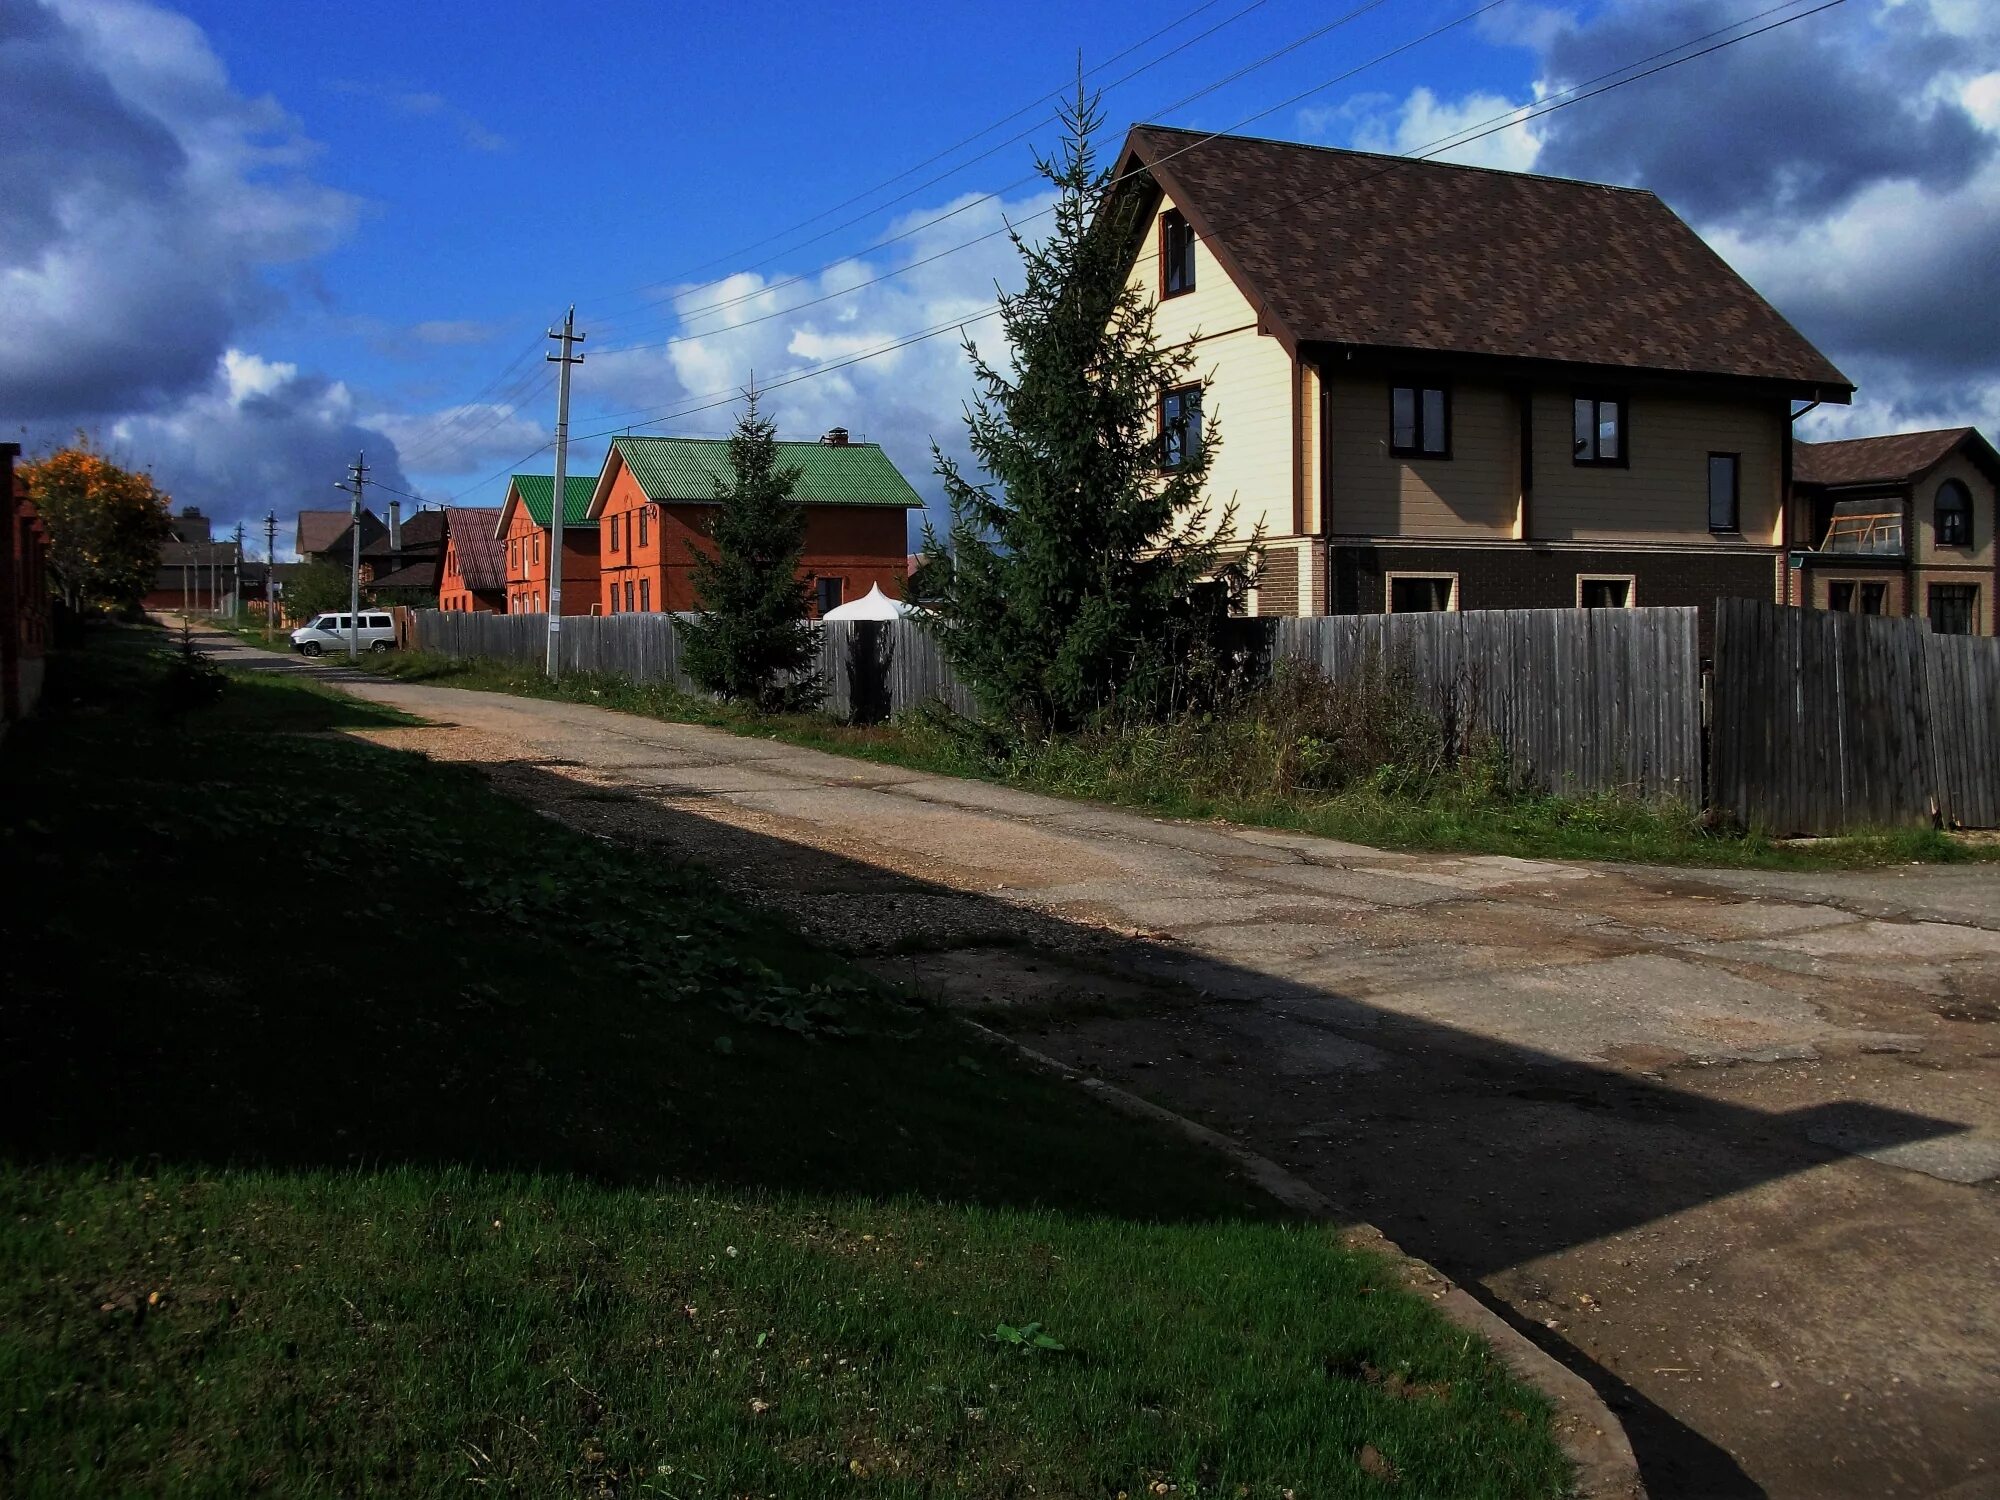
5;0;1997;547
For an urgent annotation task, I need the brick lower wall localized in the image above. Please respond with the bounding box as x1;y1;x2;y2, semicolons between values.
1256;545;1300;618
1329;543;1782;649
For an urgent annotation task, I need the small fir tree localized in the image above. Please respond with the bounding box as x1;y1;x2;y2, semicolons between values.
680;394;819;710
923;83;1252;730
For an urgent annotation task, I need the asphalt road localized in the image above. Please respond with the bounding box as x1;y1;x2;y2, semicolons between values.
216;630;2000;1500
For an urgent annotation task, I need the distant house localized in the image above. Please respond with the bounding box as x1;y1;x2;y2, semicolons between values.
587;429;921;617
296;506;386;566
1790;427;1996;635
495;474;600;615
2;443;50;726
1107;126;1853;630
143;508;240;612
437;506;506;612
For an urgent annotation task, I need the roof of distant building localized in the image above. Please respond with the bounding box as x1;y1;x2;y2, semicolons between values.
597;435;925;512
1794;427;1998;488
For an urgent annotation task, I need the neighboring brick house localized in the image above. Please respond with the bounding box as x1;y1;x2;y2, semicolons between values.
1789;427;1997;635
437;506;506;612
586;430;921;617
1110;127;1854;634
495;474;600;615
2;443;51;727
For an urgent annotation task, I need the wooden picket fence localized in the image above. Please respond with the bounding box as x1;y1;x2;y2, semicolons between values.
1711;598;2000;833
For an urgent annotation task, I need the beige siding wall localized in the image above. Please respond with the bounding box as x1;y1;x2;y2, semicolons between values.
1325;375;1517;538
1912;449;1995;566
1533;390;1785;545
1130;191;1295;541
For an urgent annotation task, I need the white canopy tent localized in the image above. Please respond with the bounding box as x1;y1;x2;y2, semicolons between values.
820;583;915;622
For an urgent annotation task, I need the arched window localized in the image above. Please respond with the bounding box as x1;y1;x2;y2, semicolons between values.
1936;479;1972;548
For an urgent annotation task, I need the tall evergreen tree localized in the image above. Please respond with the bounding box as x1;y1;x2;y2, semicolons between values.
680;394;819;710
923;84;1252;730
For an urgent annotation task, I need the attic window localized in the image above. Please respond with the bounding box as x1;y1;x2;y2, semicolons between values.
1160;210;1195;298
1936;479;1972;547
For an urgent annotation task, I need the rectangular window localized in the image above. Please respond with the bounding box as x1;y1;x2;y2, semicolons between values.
625;580;635;612
1160;209;1195;297
610;513;622;552
606;589;615;614
639;577;651;611
1827;580;1855;613
1160;384;1203;469
1578;576;1633;609
1390;383;1450;457
816;576;845;615
637;505;650;549
1386;573;1457;613
1573;395;1627;466
1708;452;1740;532
1929;583;1979;635
1860;581;1887;616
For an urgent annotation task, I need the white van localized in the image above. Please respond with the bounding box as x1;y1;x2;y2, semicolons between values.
291;611;396;656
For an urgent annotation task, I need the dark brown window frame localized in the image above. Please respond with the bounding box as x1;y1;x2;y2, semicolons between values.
637;503;650;549
1159;209;1195;299
1936;478;1973;548
1159;383;1203;471
1708;450;1741;534
610;512;622;552
1572;392;1629;468
1388;380;1452;459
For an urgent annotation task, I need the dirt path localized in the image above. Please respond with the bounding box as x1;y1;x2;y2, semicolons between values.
217;633;2000;1499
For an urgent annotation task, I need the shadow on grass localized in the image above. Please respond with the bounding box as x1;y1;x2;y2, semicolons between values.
5;631;1975;1498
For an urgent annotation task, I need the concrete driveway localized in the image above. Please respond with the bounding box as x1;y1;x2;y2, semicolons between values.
213;633;2000;1499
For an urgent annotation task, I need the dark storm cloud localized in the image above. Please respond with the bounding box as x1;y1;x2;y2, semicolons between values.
1531;0;1993;230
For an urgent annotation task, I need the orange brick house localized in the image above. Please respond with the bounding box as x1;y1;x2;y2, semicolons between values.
437;505;505;613
495;475;600;615
586;430;922;617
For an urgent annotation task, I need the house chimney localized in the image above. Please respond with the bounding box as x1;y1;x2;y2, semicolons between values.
388;497;402;554
821;426;850;447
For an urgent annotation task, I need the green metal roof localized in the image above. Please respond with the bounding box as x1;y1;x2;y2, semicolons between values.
510;473;597;527
610;436;924;508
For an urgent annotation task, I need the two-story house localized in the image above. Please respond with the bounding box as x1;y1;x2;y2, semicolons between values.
436;506;506;613
1789;427;1997;635
1112;126;1854;633
494;474;601;615
587;429;921;616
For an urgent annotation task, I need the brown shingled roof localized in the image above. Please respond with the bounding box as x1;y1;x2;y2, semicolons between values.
1120;126;1851;393
442;506;505;591
1793;428;1983;487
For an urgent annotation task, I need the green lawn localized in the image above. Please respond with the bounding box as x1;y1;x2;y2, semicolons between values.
363;648;1996;872
0;627;1570;1499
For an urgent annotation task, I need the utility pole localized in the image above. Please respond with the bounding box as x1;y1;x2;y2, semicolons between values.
264;511;278;640
335;453;368;660
232;521;244;619
545;306;585;680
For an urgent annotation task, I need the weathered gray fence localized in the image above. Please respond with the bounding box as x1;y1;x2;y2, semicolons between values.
1712;598;2000;834
414;605;1700;803
1258;607;1704;805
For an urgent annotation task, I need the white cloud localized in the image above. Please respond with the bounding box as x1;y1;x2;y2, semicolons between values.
1348;85;1544;172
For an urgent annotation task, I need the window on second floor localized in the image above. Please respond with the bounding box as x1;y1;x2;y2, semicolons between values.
637;505;650;549
1708;452;1740;533
1573;394;1627;466
610;513;622;552
1936;479;1973;547
1160;210;1195;297
1390;383;1449;458
1160;384;1202;470
816;576;844;616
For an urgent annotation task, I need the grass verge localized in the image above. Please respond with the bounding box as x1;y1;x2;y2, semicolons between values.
0;626;1570;1499
363;648;1994;871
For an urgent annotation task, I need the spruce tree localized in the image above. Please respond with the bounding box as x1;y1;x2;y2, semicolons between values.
680;394;819;710
923;84;1251;731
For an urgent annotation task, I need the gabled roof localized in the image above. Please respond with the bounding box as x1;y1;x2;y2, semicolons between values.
1116;125;1852;396
589;435;925;518
442;506;505;591
1794;427;1999;488
500;473;597;534
297;508;369;557
367;558;441;591
362;508;448;555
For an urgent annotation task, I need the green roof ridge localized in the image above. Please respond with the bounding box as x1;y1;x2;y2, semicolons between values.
510;473;597;527
609;434;923;508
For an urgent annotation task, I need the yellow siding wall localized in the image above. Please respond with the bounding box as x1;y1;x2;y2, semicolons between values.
1130;191;1295;541
1532;390;1785;544
1325;376;1517;538
1912;449;1994;567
